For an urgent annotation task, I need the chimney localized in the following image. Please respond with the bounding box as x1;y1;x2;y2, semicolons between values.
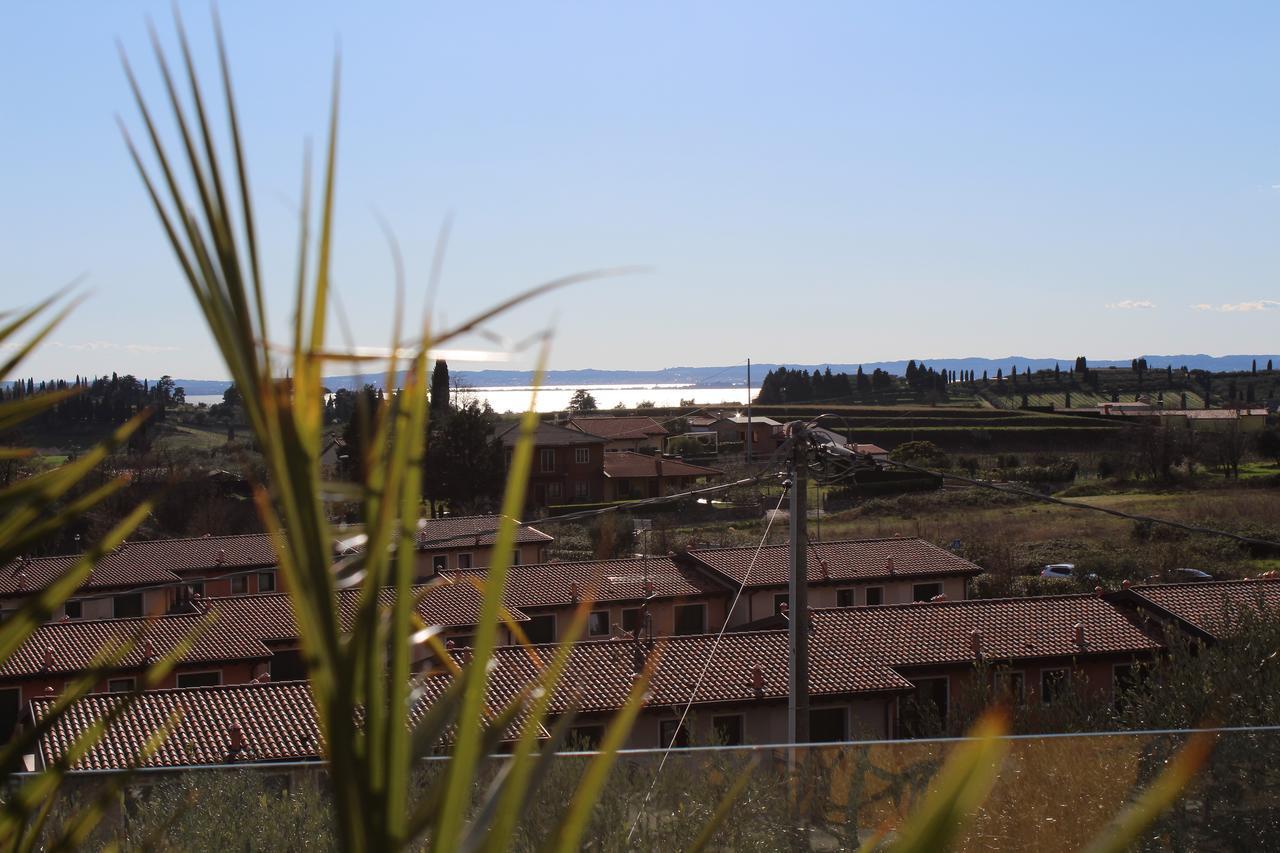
886;557;895;576
750;664;764;695
970;629;983;659
819;560;830;581
1073;622;1085;646
227;722;245;754
569;581;580;603
143;638;155;660
1121;579;1132;590
42;646;54;669
931;594;947;602
215;549;226;565
1093;586;1104;598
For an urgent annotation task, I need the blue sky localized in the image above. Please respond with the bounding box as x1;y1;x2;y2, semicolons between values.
4;2;1280;380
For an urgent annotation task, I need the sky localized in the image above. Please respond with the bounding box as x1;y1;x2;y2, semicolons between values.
3;1;1280;381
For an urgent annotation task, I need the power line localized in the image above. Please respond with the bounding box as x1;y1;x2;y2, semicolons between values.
624;486;791;843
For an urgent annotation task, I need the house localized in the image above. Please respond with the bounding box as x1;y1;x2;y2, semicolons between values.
0;579;530;743
0;534;281;621
409;514;553;574
601;452;723;501
27;676;538;771
498;421;606;509
565;416;669;452
851;443;890;462
684;537;983;626
713;415;782;455
443;555;730;645
1118;578;1280;640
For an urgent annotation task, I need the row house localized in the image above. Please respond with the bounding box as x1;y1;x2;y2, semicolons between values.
27;676;536;772
0;533;281;622
499;422;606;510
0;578;530;744
565;415;669;452
407;514;552;574
31;587;1179;768
601;452;723;501
685;537;983;626
442;555;728;645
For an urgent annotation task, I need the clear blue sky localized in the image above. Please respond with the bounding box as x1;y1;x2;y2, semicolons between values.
4;2;1279;381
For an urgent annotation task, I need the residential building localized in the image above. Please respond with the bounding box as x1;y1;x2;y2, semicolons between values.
684;537;982;626
713;415;782;455
565;415;669;452
443;556;729;645
410;514;553;574
498;421;606;510
602;452;723;501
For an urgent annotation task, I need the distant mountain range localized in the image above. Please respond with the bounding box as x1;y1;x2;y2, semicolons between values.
167;353;1280;395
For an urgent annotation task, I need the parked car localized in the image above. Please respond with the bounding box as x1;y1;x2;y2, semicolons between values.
1040;563;1076;580
1170;568;1214;583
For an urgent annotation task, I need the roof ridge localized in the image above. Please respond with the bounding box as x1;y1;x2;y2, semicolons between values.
690;536;926;553
812;592;1106;614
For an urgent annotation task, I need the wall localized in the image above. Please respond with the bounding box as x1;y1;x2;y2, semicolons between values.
729;576;970;626
415;541;548;576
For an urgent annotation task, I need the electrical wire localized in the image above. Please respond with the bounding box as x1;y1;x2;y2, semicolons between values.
623;486;791;843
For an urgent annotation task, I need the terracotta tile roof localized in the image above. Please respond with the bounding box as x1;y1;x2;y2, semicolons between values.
444;557;727;609
414;514;553;549
566;416;669;440
498;421;605;447
687;538;982;588
208;580;530;641
1128;579;1280;638
0;613;270;679
808;595;1162;667
478;630;911;715
32;677;543;771
0;533;277;597
602;452;722;480
852;443;889;455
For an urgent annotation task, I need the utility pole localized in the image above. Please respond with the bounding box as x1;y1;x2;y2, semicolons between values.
787;425;810;748
746;358;753;465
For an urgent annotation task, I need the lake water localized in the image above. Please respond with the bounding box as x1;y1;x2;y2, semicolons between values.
186;384;747;413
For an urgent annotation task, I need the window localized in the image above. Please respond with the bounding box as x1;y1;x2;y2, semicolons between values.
176;671;222;689
574;447;591;464
525;614;556;644
540;448;556;473
809;707;847;743
1113;663;1141;703
448;635;475;649
573;480;589;500
230;575;248;594
258;571;277;592
63;600;82;620
0;688;19;743
512;550;522;566
659;719;690;749
457;553;473;570
432;555;448;573
569;725;603;749
673;604;706;636
994;669;1026;703
588;610;611;637
712;714;745;746
1041;668;1069;704
865;587;884;606
547;482;562;500
773;593;789;615
836;588;855;608
185;582;205;600
913;582;943;602
271;648;307;682
113;593;143;619
107;677;136;693
621;608;642;635
899;676;950;737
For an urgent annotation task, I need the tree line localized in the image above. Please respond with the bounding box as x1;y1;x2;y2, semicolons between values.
2;373;184;432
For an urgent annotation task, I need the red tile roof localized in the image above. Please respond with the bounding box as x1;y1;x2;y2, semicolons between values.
566;416;670;440
1128;579;1280;638
32;677;542;771
444;557;726;609
687;538;982;588
602;452;722;480
0;533;277;596
479;630;911;715
0;613;270;679
809;594;1162;667
412;514;552;549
